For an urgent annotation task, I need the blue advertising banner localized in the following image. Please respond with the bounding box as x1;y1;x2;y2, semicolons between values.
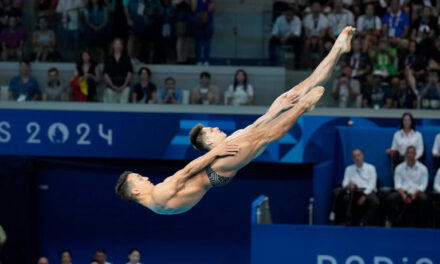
251;224;440;264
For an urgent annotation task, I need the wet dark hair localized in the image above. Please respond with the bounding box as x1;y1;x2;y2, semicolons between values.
400;112;415;131
200;71;211;79
138;67;152;76
233;69;248;92
189;124;209;151
115;171;136;202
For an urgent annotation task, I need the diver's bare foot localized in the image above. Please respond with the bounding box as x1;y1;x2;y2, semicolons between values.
335;26;356;53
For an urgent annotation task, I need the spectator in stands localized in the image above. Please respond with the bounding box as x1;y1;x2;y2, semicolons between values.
327;0;354;40
303;1;328;69
411;6;437;44
131;67;157;104
389;76;417;109
0;16;25;61
161;0;176;63
32;16;56;62
356;4;381;52
269;6;302;68
9;60;41;102
381;0;409;39
127;249;141;264
1;0;22;20
191;71;219;104
35;0;58;20
386;113;424;170
56;0;84;61
37;257;49;264
341;38;371;84
386;146;429;227
61;250;72;264
191;0;215;65
158;77;183;104
175;0;191;64
42;67;67;101
84;0;109;62
226;69;254;106
94;248;111;264
103;38;133;103
362;70;391;109
334;149;379;226
332;65;360;108
74;50;100;102
397;41;426;77
418;70;440;109
125;0;163;62
370;37;397;77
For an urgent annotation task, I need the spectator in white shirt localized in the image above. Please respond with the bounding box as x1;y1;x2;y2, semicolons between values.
386;146;430;227
434;168;440;193
303;2;328;69
226;69;254;106
126;249;142;264
433;132;440;171
327;0;354;40
386;113;424;170
356;4;381;53
334;149;379;226
269;7;302;68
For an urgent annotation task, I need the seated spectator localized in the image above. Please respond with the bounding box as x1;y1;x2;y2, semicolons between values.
127;249;141;264
191;0;214;66
0;0;22;21
327;0;354;41
56;0;84;61
269;7;302;68
386;146;429;227
9;60;40;101
37;257;49;264
386;113;424;169
381;0;409;39
32;16;56;62
334;149;379;226
362;70;391;109
191;71;219;105
389;76;417;109
370;37;397;77
302;1;328;69
397;41;426;77
131;67;157;104
94;248;111;264
84;0;109;62
42;68;67;101
411;6;437;44
356;4;381;52
0;16;25;61
103;38;133;103
332;66;360;108
434;132;440;171
226;69;254;106
158;77;182;104
418;70;440;109
341;38;371;84
74;50;100;102
61;250;72;264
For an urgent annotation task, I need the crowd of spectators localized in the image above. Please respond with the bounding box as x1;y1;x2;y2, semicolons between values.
271;0;440;109
332;113;440;228
35;248;142;264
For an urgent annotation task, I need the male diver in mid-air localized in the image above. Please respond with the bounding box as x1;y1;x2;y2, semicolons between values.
115;26;356;215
